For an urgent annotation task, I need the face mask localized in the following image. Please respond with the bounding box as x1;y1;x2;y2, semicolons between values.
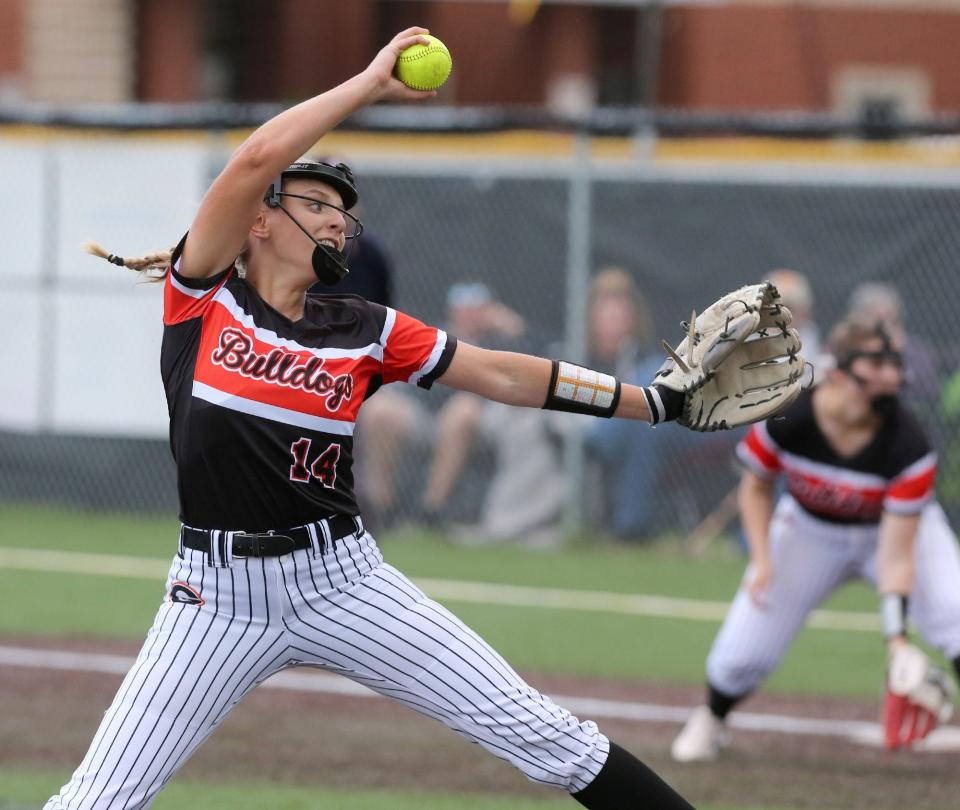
870;393;899;418
312;242;349;285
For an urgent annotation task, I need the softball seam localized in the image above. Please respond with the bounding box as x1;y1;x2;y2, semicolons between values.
397;46;450;64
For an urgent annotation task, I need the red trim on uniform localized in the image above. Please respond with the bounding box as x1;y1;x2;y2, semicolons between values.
163;269;234;326
787;470;887;521
741;424;782;474
887;462;937;504
382;310;445;384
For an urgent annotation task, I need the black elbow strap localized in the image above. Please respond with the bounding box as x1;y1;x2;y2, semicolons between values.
542;359;621;418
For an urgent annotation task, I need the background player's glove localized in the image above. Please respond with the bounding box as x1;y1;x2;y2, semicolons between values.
882;643;956;750
648;281;804;431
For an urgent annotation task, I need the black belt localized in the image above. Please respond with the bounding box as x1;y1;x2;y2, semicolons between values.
180;514;360;558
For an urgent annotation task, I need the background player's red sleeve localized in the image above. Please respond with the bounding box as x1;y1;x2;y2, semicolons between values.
736;422;783;479
885;452;937;515
163;233;234;326
381;308;457;388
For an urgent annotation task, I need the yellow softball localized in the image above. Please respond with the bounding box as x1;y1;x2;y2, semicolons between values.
395;35;453;91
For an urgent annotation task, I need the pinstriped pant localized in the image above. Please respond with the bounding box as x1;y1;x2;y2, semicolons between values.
45;528;608;809
707;496;960;697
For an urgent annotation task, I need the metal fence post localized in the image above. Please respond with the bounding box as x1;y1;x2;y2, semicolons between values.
562;130;593;535
37;145;59;432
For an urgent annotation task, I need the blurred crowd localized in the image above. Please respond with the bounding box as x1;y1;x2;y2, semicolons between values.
329;223;958;547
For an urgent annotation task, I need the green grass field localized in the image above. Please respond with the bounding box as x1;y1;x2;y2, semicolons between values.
0;505;886;697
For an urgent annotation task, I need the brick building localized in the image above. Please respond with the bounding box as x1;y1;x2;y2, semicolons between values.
0;0;955;118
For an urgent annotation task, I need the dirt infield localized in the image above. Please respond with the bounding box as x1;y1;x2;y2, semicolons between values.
4;635;957;809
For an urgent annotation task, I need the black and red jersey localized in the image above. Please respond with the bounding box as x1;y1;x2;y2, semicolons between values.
737;388;936;524
161;238;456;531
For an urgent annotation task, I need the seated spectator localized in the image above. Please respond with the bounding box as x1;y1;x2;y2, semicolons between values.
582;269;695;542
359;281;533;531
420;282;534;519
450;268;684;546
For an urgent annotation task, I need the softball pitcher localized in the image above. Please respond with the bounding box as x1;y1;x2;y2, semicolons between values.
47;28;801;810
672;316;960;762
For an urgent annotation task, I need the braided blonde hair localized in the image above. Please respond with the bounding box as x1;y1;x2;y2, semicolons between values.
83;241;173;281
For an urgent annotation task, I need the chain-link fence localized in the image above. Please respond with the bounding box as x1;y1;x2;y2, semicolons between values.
3;131;959;541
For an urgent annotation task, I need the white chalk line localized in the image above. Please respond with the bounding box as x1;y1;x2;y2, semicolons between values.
2;645;959;751
0;546;879;632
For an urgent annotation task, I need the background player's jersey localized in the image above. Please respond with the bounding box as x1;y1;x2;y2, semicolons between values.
161;237;456;530
737;388;936;524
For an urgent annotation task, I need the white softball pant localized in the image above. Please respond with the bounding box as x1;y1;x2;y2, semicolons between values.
707;496;960;697
45;528;607;809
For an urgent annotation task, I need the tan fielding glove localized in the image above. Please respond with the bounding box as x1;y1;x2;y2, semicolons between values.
650;281;805;431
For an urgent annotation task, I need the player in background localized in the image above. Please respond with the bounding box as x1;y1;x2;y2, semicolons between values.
847;281;940;405
49;28;721;810
671;315;960;762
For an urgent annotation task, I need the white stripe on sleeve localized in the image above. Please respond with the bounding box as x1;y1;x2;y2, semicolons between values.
407;331;448;386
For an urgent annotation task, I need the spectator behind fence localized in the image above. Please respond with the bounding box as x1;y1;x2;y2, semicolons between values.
418;282;535;523
359;281;534;530
440;268;659;547
847;281;940;404
767;269;821;366
583;269;687;541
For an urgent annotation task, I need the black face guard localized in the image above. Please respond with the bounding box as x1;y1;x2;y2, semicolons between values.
835;321;904;388
836;349;905;418
835;323;904;417
838;348;904;374
263;161;364;285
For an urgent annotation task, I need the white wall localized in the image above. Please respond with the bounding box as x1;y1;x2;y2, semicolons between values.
0;144;46;283
0;289;43;431
56;139;204;284
1;137;206;437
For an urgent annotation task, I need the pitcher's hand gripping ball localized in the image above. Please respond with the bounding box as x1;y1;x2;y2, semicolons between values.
395;35;453;91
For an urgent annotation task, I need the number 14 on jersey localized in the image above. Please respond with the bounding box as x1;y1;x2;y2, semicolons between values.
289;438;341;487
